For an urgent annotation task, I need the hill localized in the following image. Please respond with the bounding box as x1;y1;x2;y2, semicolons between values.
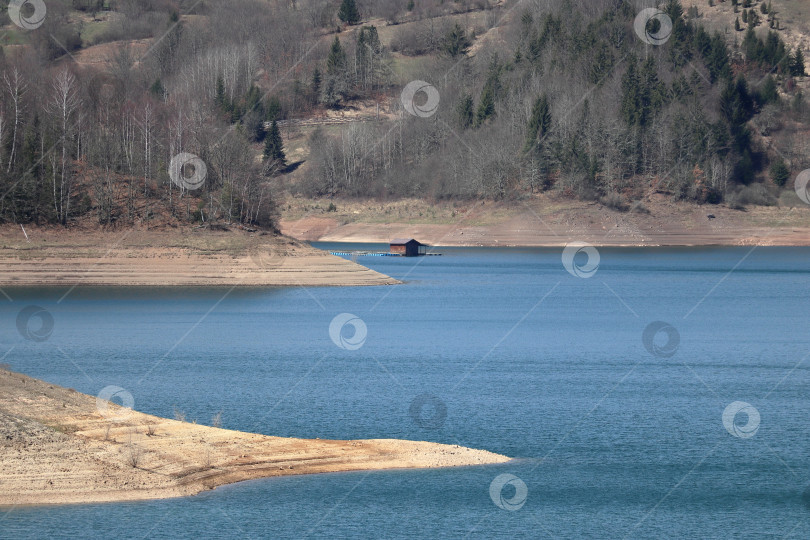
0;0;808;241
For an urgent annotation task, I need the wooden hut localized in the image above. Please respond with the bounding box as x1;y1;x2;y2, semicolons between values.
389;238;427;256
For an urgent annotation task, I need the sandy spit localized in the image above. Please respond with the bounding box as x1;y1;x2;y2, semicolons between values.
0;227;399;287
0;369;510;506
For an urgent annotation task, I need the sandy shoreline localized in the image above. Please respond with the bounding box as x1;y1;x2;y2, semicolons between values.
0;226;399;287
0;368;510;506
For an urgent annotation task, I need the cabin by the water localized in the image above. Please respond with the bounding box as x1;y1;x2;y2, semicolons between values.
329;238;437;258
389;239;427;257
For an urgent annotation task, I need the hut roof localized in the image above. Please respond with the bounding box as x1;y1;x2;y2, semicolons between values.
389;238;420;245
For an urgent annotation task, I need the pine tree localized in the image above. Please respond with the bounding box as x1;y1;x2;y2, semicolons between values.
791;48;806;76
474;60;501;126
310;68;322;106
338;0;360;25
475;85;495;126
735;17;741;31
759;75;778;103
524;94;551;152
263;120;286;171
456;94;474;129
215;76;226;110
708;34;731;82
323;37;348;105
327;37;347;74
442;24;470;57
621;57;641;126
149;78;165;98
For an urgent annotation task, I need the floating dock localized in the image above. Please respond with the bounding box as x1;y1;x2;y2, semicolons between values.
329;251;441;257
330;238;441;258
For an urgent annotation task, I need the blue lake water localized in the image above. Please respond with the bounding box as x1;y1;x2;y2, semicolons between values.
1;245;810;538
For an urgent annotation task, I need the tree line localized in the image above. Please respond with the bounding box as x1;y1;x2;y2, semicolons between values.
0;0;807;228
300;0;808;208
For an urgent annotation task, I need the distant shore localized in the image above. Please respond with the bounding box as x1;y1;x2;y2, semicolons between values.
280;195;810;248
0;368;509;506
0;226;399;287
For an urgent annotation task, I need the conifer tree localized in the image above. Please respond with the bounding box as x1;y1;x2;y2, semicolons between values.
524;94;551;152
263;120;286;171
456;94;474;129
442;24;471;57
323;37;348;105
476;85;495;126
310;68;322;105
338;0;360;25
791;48;806;76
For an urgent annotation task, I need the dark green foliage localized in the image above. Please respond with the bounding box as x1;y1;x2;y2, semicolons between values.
456;94;474;129
757;75;778;105
769;158;789;186
791;48;806;76
263;120;287;169
706;34;732;82
665;0;692;68
149;79;165;98
476;85;495;126
442;24;471;57
310;68;322;104
589;42;615;85
524;95;551;153
338;0;360;25
356;26;381;60
327;37;347;73
215;77;228;112
323;37;349;105
742;28;792;72
475;58;502;126
621;57;666;128
721;77;754;128
733;149;756;184
265;96;282;121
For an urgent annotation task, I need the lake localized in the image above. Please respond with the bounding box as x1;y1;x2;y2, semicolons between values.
2;245;809;538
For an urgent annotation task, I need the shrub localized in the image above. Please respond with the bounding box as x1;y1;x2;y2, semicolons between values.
769;159;790;187
729;183;778;207
600;192;629;212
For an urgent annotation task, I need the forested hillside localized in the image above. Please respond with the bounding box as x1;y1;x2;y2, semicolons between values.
0;0;807;228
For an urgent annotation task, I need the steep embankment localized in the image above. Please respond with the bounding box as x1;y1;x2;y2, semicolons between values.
0;368;510;506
